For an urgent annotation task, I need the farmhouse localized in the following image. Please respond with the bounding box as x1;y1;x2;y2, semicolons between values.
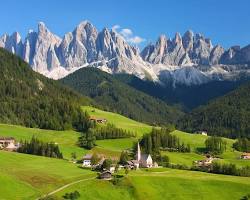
90;117;107;124
241;153;250;160
82;154;92;167
0;137;18;151
99;171;112;180
195;155;217;167
82;154;105;168
196;131;208;136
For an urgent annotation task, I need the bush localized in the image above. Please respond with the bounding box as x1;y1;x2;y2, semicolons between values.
63;191;80;200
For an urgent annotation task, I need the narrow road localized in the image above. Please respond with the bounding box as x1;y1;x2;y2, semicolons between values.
36;176;96;199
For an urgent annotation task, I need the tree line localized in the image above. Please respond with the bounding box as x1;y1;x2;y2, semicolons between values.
205;136;227;154
17;136;63;159
78;123;135;149
233;138;250;152
93;123;136;139
140;128;191;155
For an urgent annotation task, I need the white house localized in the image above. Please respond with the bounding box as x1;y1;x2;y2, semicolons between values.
196;131;208;136
82;154;92;167
82;154;106;168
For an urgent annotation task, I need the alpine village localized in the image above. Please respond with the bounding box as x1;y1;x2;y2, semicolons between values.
0;1;250;200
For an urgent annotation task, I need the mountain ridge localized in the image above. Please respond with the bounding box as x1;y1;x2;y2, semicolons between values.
60;67;183;125
1;21;250;86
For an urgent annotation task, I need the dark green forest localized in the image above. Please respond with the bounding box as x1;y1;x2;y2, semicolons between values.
140;128;191;154
115;73;247;110
17;136;63;159
61;67;183;126
0;48;91;130
178;81;250;138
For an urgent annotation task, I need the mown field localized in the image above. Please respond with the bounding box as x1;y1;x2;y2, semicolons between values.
82;106;152;136
0;151;95;200
51;169;250;200
0;124;87;160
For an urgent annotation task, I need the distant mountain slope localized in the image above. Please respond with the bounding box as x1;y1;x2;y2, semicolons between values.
0;48;90;130
115;73;247;110
61;67;183;125
178;82;250;138
1;21;250;86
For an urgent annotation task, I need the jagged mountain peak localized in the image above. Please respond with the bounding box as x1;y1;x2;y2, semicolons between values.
173;32;182;44
1;22;250;86
38;21;49;33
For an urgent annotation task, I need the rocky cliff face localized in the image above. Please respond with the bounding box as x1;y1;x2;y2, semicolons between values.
0;21;250;86
141;30;216;66
0;21;150;80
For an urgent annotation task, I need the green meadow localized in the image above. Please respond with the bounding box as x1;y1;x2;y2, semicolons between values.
82;106;153;136
0;151;95;200
0;124;87;160
0;106;250;200
51;169;250;200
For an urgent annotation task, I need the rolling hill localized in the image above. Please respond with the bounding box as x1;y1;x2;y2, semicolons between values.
0;48;91;130
61;67;183;125
178;81;250;138
0;105;249;199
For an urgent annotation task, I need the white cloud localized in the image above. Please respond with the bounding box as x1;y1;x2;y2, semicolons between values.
112;25;120;31
127;36;145;44
120;28;133;37
112;25;145;45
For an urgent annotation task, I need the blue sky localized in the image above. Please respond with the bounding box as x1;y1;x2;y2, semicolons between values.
1;0;250;49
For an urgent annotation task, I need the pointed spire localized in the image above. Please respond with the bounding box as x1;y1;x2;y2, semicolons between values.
136;142;141;162
38;21;48;34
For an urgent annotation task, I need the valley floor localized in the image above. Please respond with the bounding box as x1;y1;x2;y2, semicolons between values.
0;106;250;200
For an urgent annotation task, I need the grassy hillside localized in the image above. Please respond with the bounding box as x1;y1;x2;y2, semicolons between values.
61;67;183;125
51;169;250;200
0;105;250;199
0;151;94;200
0;124;87;159
83;106;250;167
83;106;152;136
178;81;250;138
0;48;91;131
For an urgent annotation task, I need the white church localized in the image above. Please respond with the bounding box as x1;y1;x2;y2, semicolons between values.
127;143;158;169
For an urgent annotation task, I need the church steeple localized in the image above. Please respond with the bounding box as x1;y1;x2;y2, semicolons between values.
136;142;141;162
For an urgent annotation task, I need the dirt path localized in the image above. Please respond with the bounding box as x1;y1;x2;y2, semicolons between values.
36;176;96;199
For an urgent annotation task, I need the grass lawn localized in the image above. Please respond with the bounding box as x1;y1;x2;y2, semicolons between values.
0;124;88;160
51;169;250;200
0;151;95;200
161;152;204;167
53;178;136;200
95;138;137;152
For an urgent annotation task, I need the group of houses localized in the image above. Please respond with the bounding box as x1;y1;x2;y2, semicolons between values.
82;143;158;180
194;155;218;167
195;153;250;168
90;117;107;124
0;137;19;151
